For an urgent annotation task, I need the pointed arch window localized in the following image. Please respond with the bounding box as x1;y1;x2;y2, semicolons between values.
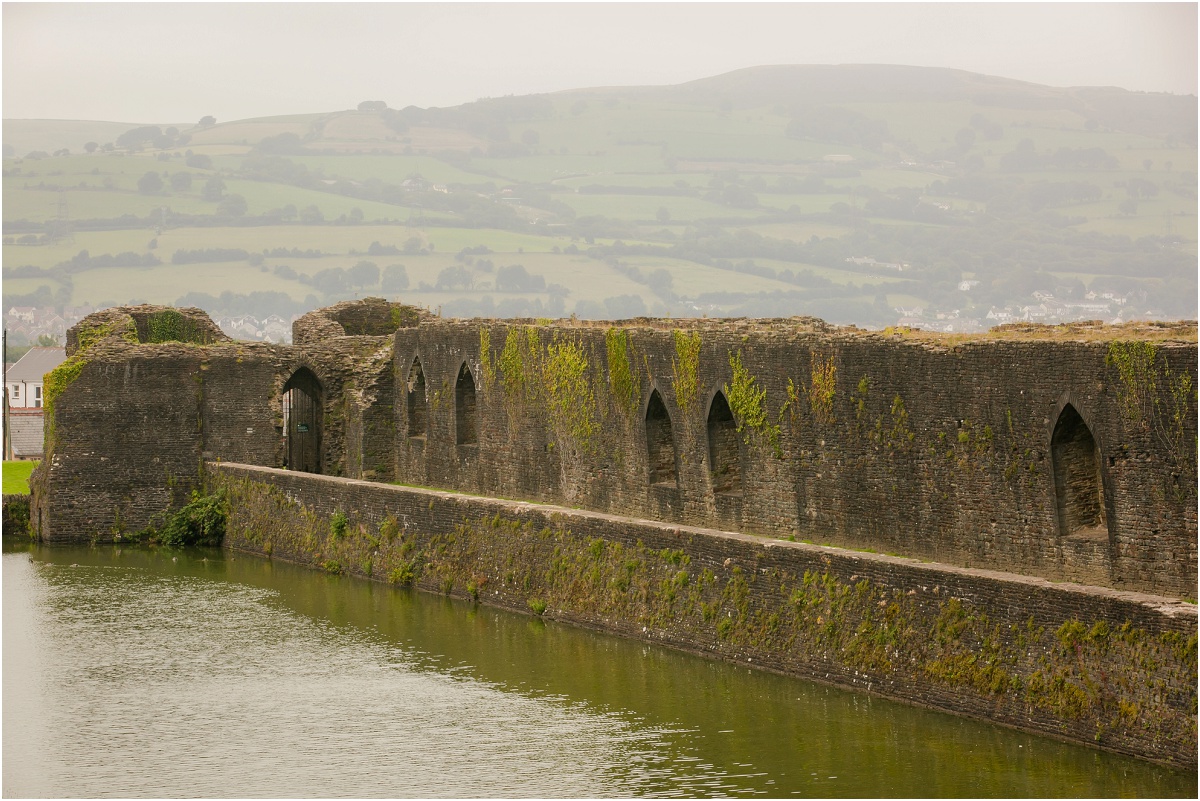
455;363;478;445
645;389;678;485
707;391;741;495
1051;404;1106;538
407;357;427;438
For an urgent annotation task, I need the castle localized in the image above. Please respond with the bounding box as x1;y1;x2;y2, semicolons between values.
28;299;1199;767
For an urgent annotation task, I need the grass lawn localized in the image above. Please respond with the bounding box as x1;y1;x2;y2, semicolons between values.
2;461;38;494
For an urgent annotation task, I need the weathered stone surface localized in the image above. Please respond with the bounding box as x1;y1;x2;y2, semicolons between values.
29;300;1199;766
210;462;1198;770
34;303;1197;599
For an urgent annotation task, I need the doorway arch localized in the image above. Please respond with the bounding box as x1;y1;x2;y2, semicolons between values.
283;367;322;473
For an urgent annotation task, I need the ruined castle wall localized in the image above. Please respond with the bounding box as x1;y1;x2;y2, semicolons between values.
391;320;1196;597
33;348;209;541
34;304;1196;599
210;462;1198;769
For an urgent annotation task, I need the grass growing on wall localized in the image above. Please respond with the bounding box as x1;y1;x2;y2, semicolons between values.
2;461;38;495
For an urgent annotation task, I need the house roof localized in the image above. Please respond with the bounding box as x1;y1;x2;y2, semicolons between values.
5;347;67;383
7;409;45;458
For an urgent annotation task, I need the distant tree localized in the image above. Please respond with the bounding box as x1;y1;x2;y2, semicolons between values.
348;207;364;223
381;263;409;292
186;153;213;169
117;125;162;150
202;176;226;201
83;141;98;153
137;171;164;194
435;265;472;290
36;333;60;347
1143;159;1153;172
521;129;540;146
3;143;15;159
165;126;179;138
299;205;324;224
954;127;976;152
348;260;379;287
656;206;671;223
357;100;388;112
199;115;216;127
281;204;298;221
217;193;248;216
402;236;424;254
169;171;193;192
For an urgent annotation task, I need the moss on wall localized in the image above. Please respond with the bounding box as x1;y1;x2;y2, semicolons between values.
212;465;1198;769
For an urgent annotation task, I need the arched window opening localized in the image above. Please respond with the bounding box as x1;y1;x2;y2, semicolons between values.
645;390;677;485
407;358;427;438
707;391;741;495
1051;404;1106;538
455;363;478;445
282;367;322;474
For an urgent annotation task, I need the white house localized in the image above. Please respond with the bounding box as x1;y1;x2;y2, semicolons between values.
5;347;67;409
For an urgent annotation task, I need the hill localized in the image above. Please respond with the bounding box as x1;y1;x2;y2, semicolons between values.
3;64;1196;342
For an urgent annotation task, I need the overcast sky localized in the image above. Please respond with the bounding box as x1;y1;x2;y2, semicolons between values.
4;2;1197;124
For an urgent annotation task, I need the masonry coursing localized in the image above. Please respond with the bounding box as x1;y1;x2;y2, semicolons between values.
28;300;1198;765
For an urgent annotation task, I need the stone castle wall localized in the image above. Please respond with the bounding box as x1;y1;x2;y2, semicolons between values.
209;462;1198;770
33;302;1197;602
392;317;1197;597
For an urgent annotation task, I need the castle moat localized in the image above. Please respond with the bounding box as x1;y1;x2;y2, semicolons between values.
5;538;1195;798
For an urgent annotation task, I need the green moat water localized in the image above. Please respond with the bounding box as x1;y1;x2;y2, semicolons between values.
3;538;1195;798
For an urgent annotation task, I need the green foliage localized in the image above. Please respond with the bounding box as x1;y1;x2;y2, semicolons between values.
605;328;640;418
528;598;547;616
145;309;208;344
478;327;494;388
330;510;349;540
1106;341;1197;478
806;352;838;425
544;336;599;452
725;350;781;454
671;330;701;412
158;489;227;547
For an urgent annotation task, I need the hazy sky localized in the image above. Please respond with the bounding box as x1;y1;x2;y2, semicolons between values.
4;2;1197;124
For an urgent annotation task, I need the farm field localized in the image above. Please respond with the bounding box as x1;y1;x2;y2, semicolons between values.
4;64;1195;338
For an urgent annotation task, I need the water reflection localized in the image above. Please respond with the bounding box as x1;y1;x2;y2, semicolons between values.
3;540;1195;798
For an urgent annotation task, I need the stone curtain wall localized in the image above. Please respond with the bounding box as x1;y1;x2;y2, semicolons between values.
33;302;1196;600
393;319;1197;597
210;462;1198;769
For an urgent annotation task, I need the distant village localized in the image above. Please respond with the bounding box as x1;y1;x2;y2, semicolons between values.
5;305;298;345
890;286;1149;334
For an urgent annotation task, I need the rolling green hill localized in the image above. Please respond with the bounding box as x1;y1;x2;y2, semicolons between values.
4;65;1196;337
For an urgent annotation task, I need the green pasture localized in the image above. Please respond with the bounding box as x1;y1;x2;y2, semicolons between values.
2;460;39;495
558;192;763;222
555;173;709;190
743;221;853;242
291;155;491;186
474;149;667;184
4;186;215;222
186;119;313;147
754;259;912;287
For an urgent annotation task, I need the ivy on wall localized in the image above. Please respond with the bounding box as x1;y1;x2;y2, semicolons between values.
725;350;781;456
1106;341;1197;480
671;330;701;413
605;328;641;420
